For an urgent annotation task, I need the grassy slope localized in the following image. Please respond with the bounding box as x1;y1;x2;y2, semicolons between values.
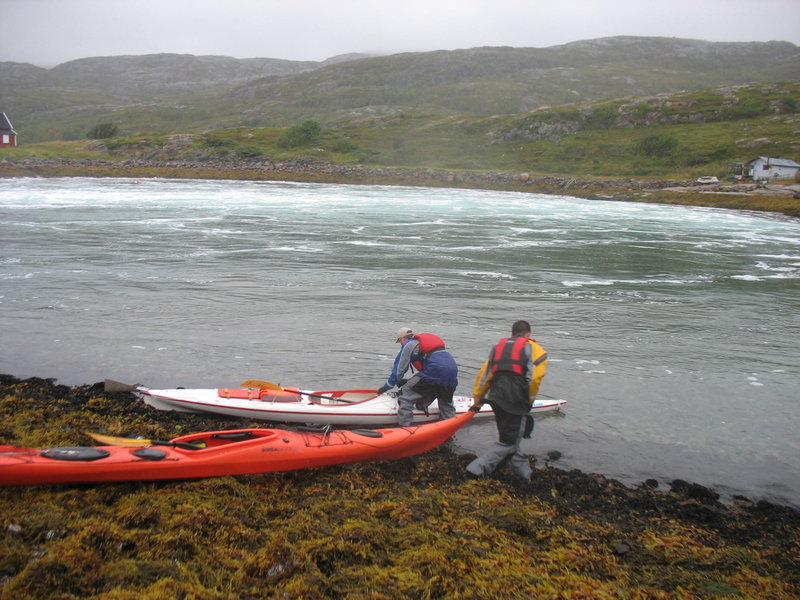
6;82;799;177
5;110;797;180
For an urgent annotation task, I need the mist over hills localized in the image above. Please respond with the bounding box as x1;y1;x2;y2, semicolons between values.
1;36;798;143
2;52;373;92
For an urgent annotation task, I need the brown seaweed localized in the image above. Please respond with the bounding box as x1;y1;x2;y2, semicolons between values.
1;374;798;599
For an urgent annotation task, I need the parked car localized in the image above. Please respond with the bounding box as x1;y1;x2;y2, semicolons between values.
696;176;720;184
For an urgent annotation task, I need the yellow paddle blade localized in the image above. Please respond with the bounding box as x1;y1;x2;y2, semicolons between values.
86;432;152;447
240;379;283;390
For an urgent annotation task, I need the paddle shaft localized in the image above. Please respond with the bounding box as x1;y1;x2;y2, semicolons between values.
241;379;360;404
296;390;356;404
87;432;203;450
153;440;204;451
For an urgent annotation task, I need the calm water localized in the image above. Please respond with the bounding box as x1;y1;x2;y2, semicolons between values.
1;177;798;505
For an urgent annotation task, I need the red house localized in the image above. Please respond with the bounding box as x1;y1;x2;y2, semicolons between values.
0;113;18;146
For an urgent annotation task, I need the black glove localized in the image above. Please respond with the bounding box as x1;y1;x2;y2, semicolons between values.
377;384;391;394
468;403;483;412
397;378;408;387
523;415;535;438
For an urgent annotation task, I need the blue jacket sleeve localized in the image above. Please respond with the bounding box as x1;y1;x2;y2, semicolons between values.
383;340;418;388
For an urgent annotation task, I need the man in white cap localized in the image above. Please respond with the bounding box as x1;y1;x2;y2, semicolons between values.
377;327;458;426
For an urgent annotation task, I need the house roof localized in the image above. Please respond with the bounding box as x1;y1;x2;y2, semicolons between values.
748;156;800;168
0;112;16;134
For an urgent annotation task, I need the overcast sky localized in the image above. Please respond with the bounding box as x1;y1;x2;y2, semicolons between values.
3;0;799;67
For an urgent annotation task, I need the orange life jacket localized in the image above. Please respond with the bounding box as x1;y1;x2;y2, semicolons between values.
489;336;530;376
473;339;548;403
410;333;446;371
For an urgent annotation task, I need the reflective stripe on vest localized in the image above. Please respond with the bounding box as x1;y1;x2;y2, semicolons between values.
489;337;529;376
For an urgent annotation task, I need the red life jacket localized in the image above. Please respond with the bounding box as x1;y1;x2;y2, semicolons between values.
489;337;529;376
410;333;446;370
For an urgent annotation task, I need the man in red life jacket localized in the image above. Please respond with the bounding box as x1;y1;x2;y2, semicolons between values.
377;327;459;426
466;320;548;481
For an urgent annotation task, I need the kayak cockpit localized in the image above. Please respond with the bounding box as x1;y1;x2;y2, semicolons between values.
305;390;379;405
171;429;282;449
218;387;381;406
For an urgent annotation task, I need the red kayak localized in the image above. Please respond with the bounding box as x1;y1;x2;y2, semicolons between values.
0;411;474;487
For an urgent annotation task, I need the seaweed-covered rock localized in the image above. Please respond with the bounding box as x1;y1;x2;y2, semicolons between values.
1;374;798;599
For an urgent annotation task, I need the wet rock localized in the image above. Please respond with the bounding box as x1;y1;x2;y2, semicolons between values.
612;540;632;555
670;479;721;505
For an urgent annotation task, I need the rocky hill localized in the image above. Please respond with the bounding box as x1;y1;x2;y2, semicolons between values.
1;36;798;142
1;52;372;93
236;37;799;116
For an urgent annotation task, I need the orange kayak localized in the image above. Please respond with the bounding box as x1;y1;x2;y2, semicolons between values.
0;411;474;487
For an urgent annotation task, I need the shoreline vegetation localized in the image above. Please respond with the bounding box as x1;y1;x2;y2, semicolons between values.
1;375;798;599
1;156;799;218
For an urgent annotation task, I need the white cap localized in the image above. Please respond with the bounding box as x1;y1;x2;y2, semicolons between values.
395;327;413;342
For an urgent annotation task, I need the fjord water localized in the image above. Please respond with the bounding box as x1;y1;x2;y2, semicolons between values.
2;177;798;505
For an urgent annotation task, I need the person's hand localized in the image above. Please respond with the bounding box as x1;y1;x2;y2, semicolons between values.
468;402;483;412
397;378;407;387
377;384;391;394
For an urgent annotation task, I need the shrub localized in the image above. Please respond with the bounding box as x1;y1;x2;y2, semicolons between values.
585;104;619;129
87;123;118;139
236;146;263;159
633;102;655;118
202;134;234;148
276;120;322;149
716;98;772;121
637;133;679;157
330;139;359;153
685;154;710;166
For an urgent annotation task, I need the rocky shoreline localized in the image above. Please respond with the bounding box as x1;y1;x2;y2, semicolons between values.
0;374;799;598
0;155;688;189
3;155;799;217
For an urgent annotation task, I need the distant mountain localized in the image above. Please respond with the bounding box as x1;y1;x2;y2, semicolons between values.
1;37;797;142
0;53;372;92
229;37;800;118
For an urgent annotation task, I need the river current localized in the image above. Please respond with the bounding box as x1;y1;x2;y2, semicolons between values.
1;177;798;505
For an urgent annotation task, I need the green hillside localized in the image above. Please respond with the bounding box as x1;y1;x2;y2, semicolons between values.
228;37;799;122
5;81;797;184
2;37;798;144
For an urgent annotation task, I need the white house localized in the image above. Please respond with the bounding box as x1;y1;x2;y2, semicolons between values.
746;156;800;181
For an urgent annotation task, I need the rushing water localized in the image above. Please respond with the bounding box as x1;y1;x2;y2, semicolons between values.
1;177;799;505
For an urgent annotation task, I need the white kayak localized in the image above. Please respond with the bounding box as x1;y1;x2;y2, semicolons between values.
133;385;566;426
